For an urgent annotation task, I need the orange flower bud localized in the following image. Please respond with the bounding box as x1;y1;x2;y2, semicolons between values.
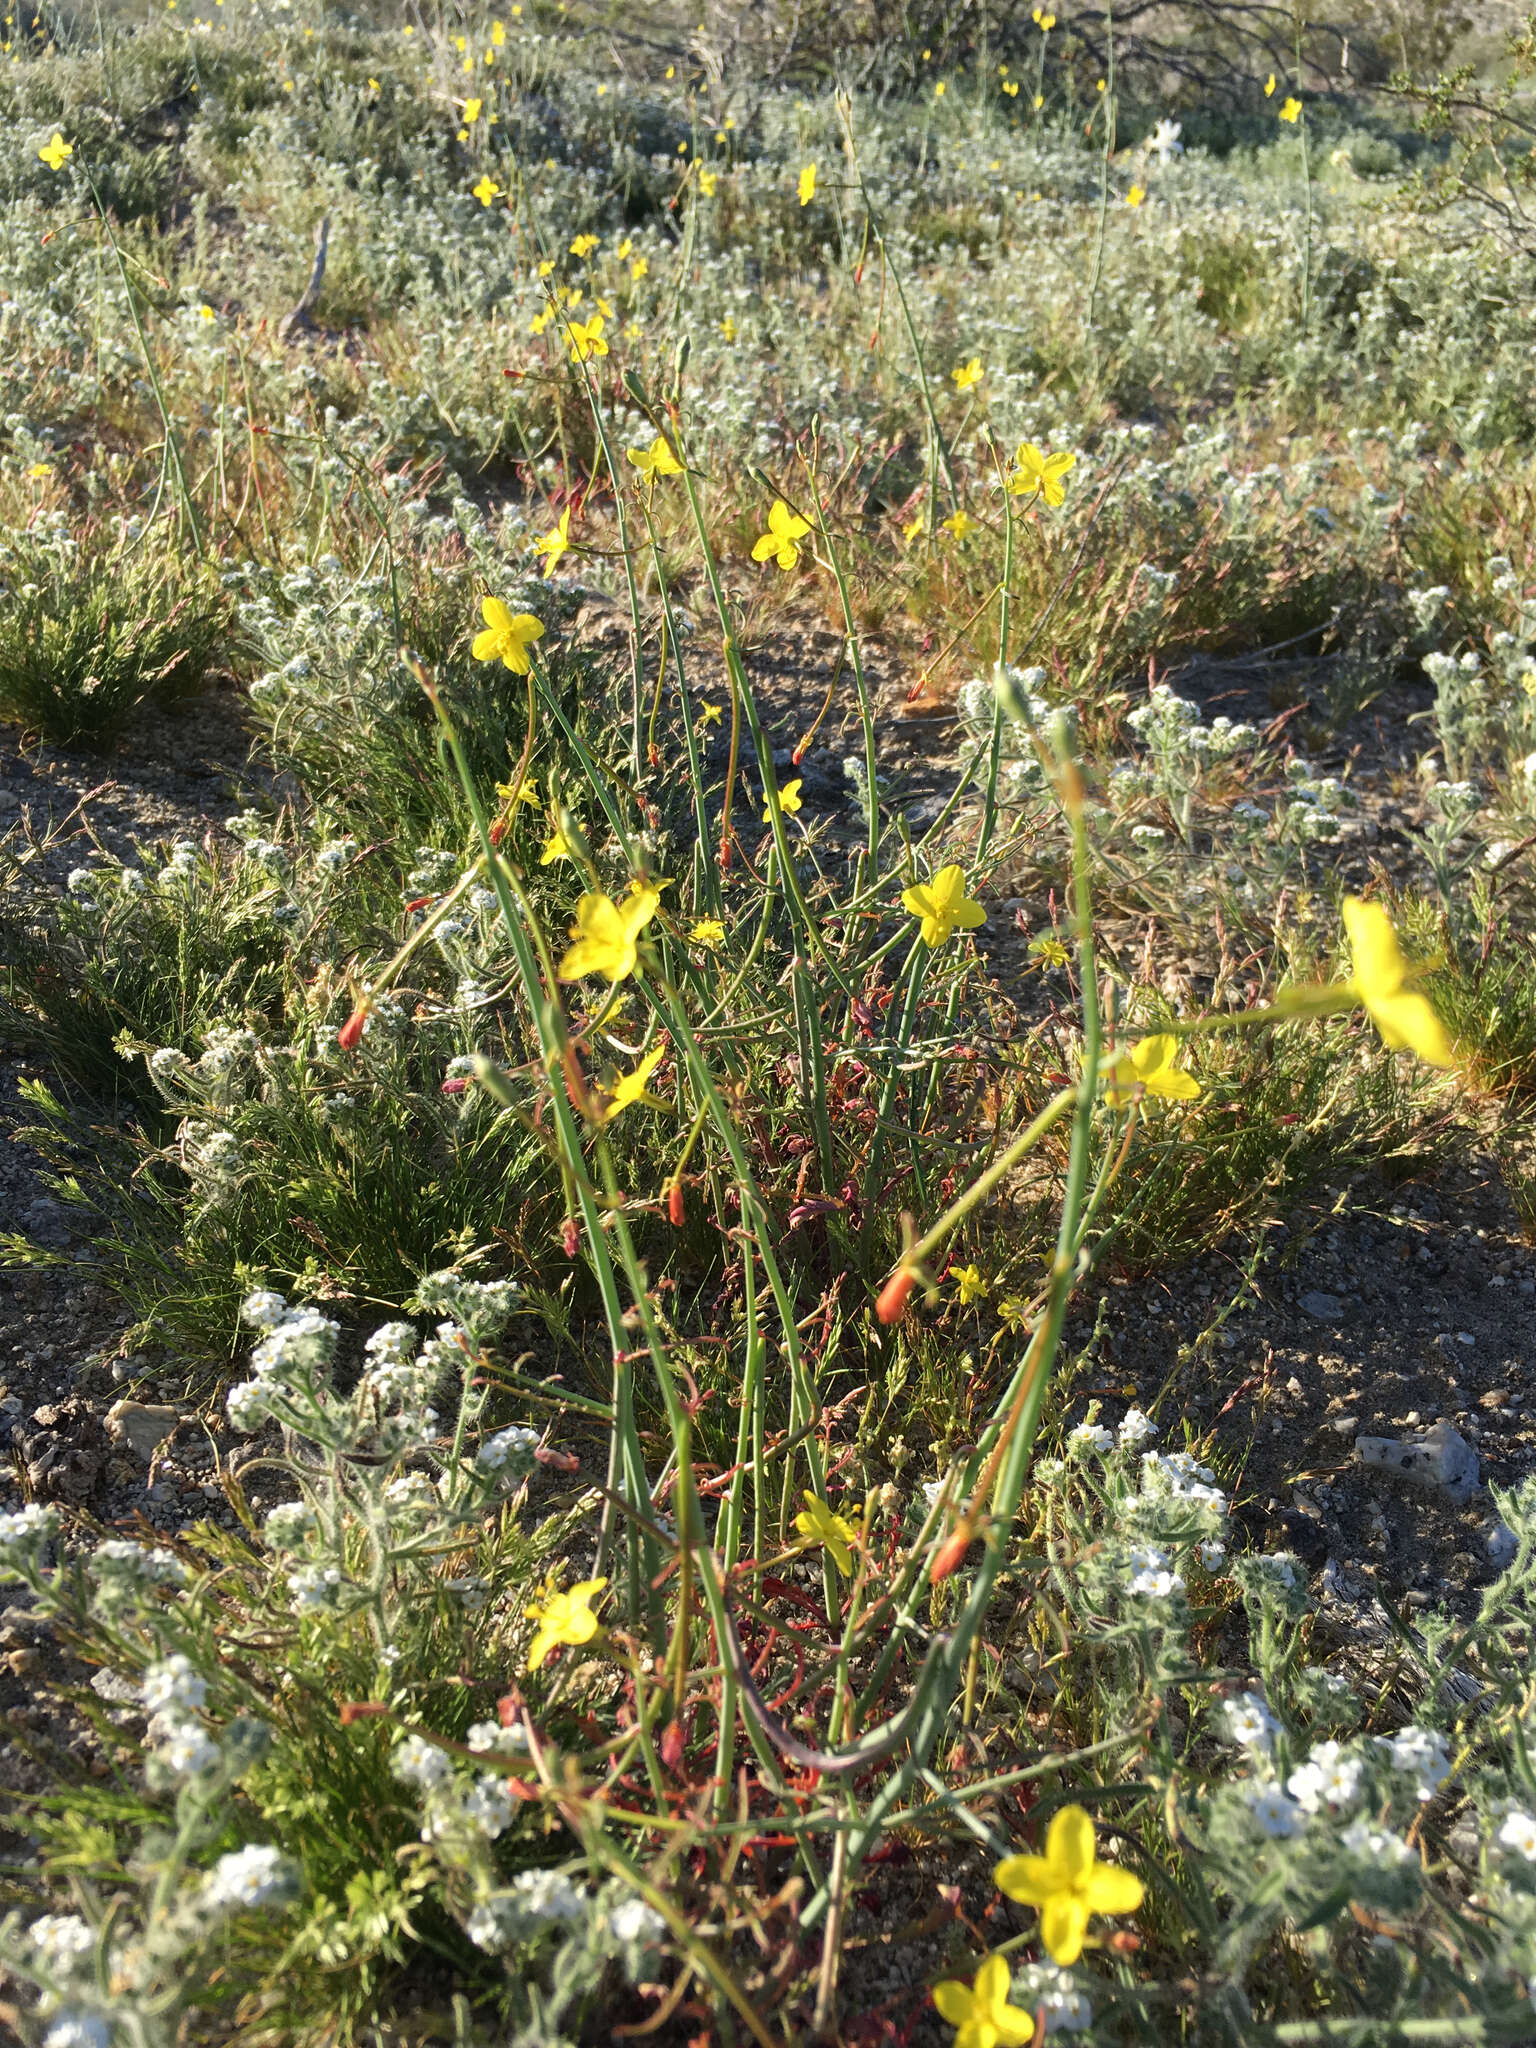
875;1266;916;1324
930;1521;973;1582
668;1180;686;1226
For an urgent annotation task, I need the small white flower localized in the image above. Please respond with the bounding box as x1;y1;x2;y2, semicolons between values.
1117;1407;1157;1446
1220;1692;1277;1751
610;1896;666;1948
511;1867;584;1921
1245;1785;1304;1838
140;1654;207;1715
1126;1545;1182;1599
1288;1741;1364;1815
1068;1422;1113;1454
466;1719;529;1754
28;1913;95;1969
1377;1725;1452;1801
1498;1809;1536;1861
154;1718;220;1777
1014;1963;1093;2033
201;1843;297;1909
392;1732;452;1790
262;1501;316;1550
466;1898;517;1952
42;2016;111;2048
1340;1819;1410;1864
476;1424;539;1474
462;1772;515;1838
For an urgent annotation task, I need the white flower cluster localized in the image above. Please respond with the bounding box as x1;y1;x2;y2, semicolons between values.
1012;1962;1092;2034
88;1537;186;1616
226;1293;342;1436
411;1268;523;1342
1376;1724;1452;1802
476;1424;539;1478
198;1842;299;1912
0;1500;57;1571
28;1912;96;1971
466;1868;586;1952
1287;1740;1364;1815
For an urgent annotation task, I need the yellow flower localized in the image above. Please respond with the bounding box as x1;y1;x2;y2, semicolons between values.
934;80;946;97
1125;183;1145;207
616;238;633;259
1264;72;1277;95
539;825;572;865
698;701;723;727
994;1805;1144;1966
630;255;648;280
601;1044;666;1122
1032;7;1056;25
689;916;725;950
37;132;71;170
901;864;986;947
952;356;983;391
492;19;505;43
1029;933;1071;968
570;231;599;257
719;314;735;342
25;461;50;479
472;597;544;672
699;166;717;196
1279;96;1302;122
1008;442;1075;507
496;774;540;809
463;95;482;122
1004;80;1020;96
903;514;926;542
198;303;217;322
1341;896;1454;1066
1105;1033;1200;1106
952;1263;988;1306
751;499;812;570
763;778;802;823
537;258;555;277
525;1576;607;1670
627;435;683;484
933;1953;1035;2048
472;172;502;206
798;162;816;205
793;1491;861;1575
533;507;571;576
558;887;661;983
566;313;607;361
942;509;977;540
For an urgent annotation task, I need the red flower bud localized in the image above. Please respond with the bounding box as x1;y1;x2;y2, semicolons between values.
930;1522;973;1583
336;1002;370;1051
668;1181;685;1227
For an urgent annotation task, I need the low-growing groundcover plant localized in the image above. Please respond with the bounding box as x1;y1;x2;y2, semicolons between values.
7;1;1536;2044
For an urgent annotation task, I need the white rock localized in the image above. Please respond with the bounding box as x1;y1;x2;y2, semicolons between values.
1354;1420;1480;1506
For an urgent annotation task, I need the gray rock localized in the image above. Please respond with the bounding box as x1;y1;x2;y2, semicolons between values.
104;1399;180;1462
1487;1520;1519;1570
1300;1290;1345;1321
1355;1420;1480;1506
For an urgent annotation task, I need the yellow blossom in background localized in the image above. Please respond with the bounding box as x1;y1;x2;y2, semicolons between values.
1126;183;1145;206
934;80;946;97
1008;441;1075;506
616;238;633;258
751;499;812;569
630;255;648;280
496;774;540;810
472;172;502;206
952;356;983;391
933;1954;1035;2048
539;825;573;865
763;778;803;823
198;304;217;322
601;1045;665;1122
697;701;723;727
558;887;660;983
995;1806;1144;1965
463;95;482;121
1264;72;1277;94
25;461;50;478
1341;896;1454;1066
719;314;735;341
798;162;816;205
1105;1033;1200;1106
570;231;599;257
952;1263;988;1306
472;598;544;673
537;257;554;277
1030;933;1071;968
492;18;505;42
1032;6;1056;25
903;513;925;542
532;507;571;575
456;127;468;141
626;435;683;484
689;916;725;950
942;509;977;540
525;1577;607;1670
1279;96;1302;122
794;1491;861;1575
699;166;717;195
902;864;986;947
566;313;607;361
37;132;71;169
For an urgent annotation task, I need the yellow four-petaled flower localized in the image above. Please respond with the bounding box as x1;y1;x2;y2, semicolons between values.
627;435;683;484
558;887;661;984
525;1576;607;1670
1341;896;1453;1066
994;1804;1144;1965
793;1491;861;1575
933;1953;1035;2048
38;132;72;170
1007;442;1075;507
1105;1033;1200;1106
752;499;812;570
472;597;544;672
901;864;986;947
